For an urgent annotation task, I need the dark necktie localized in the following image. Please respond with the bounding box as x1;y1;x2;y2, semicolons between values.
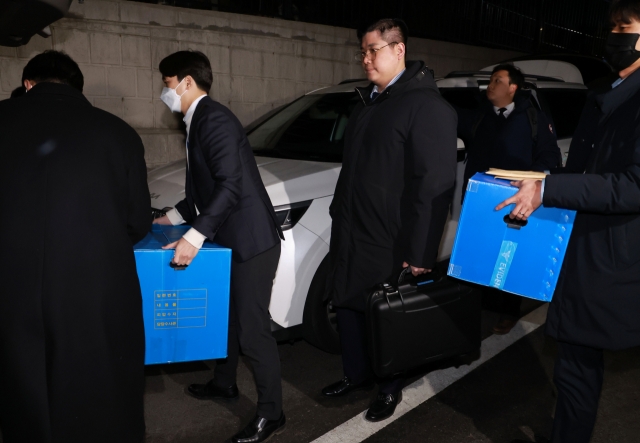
498;107;507;118
371;91;380;101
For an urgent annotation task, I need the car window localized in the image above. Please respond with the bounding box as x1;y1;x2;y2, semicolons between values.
439;88;484;111
248;92;359;162
536;89;587;139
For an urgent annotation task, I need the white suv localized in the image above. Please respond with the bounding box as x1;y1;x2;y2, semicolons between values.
147;60;588;353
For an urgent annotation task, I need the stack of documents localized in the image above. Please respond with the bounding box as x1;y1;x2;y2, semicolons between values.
485;168;547;181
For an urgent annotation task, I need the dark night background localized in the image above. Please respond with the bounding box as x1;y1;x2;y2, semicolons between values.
131;0;613;57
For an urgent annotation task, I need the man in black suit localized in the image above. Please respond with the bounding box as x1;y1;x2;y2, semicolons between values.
0;51;150;443
501;1;640;441
153;51;285;443
459;64;560;335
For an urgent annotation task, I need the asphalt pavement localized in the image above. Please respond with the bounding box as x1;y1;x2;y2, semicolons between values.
2;297;639;443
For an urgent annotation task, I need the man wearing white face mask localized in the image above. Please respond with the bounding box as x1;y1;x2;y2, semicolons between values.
153;51;286;443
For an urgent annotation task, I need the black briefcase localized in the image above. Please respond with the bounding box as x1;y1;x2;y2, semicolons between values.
365;266;481;378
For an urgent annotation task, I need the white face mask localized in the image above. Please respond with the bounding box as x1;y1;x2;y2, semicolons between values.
160;78;186;113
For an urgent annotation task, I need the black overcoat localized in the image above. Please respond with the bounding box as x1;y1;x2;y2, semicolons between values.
0;83;150;442
328;61;458;311
544;69;640;350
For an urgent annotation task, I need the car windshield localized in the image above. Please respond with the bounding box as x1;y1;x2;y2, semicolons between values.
248;92;359;163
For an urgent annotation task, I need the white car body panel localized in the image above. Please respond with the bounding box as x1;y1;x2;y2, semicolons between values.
298;196;333;245
257;158;341;207
270;220;329;328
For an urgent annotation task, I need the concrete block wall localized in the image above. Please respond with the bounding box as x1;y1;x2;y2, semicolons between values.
0;0;522;168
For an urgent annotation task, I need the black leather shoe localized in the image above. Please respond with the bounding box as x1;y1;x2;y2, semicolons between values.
364;392;402;422
321;376;375;397
186;379;239;400
231;412;286;443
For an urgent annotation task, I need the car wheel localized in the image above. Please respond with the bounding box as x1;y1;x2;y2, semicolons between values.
302;254;341;354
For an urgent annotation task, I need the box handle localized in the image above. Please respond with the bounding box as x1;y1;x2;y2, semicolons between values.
503;214;528;230
169;261;188;271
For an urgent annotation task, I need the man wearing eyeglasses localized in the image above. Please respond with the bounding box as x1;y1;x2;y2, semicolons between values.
323;18;458;422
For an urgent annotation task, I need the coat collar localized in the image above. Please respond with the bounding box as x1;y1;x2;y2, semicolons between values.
355;60;428;106
596;68;640;120
26;82;90;105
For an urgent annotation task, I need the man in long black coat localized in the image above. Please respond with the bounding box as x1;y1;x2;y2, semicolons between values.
322;19;458;422
500;2;640;441
0;51;150;443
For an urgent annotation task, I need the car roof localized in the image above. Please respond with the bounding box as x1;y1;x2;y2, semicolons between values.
436;76;586;90
482;60;585;84
306;76;586;96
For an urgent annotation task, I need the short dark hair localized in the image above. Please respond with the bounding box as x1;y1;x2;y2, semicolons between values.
159;51;213;93
22;50;84;92
491;64;525;91
610;0;640;24
357;18;409;46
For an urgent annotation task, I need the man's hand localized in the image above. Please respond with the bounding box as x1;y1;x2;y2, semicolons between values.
153;215;173;225
495;179;542;220
163;237;199;266
402;261;431;277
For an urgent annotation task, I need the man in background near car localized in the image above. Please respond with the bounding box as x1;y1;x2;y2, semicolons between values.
152;50;286;443
0;50;150;443
322;18;457;422
500;0;640;441
458;64;561;335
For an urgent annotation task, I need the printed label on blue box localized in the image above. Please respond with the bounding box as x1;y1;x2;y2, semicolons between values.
491;241;518;290
154;289;207;329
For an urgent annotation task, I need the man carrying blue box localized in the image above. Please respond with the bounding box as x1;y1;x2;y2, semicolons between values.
457;62;561;335
152;51;286;443
499;1;640;441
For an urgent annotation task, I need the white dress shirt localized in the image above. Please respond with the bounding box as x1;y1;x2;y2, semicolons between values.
493;101;515;118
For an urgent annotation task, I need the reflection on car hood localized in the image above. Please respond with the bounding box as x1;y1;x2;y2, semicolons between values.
147;156;341;210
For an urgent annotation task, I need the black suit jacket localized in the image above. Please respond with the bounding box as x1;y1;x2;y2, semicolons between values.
175;96;283;262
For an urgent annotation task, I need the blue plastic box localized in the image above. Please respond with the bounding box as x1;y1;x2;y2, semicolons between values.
134;225;231;365
448;173;576;301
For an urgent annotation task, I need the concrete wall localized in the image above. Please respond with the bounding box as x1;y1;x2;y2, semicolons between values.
0;0;522;168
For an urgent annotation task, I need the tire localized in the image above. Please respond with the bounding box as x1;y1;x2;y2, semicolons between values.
302;254;341;354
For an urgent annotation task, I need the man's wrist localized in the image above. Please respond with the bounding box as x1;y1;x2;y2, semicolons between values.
182;228;206;249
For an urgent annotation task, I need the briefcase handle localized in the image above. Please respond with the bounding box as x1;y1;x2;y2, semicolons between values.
397;266;443;291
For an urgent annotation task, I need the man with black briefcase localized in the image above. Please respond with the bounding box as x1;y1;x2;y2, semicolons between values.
322;18;459;422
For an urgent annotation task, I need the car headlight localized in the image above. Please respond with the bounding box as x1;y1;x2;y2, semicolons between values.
273;200;312;231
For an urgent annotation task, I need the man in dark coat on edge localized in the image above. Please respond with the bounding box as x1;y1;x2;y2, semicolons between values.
499;1;640;441
0;51;150;443
321;18;458;422
459;64;561;336
152;51;286;443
